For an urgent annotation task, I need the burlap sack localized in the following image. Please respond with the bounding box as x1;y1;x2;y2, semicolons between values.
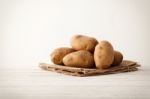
39;60;140;77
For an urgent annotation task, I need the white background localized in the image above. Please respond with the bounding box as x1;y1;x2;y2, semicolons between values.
0;0;150;68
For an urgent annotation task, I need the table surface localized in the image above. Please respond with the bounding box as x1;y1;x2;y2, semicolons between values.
0;66;150;99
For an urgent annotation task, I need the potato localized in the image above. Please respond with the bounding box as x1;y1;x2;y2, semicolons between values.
111;50;123;66
71;35;98;53
94;40;114;69
51;47;75;65
63;50;95;68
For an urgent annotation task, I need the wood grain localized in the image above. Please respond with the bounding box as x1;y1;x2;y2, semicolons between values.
0;64;150;99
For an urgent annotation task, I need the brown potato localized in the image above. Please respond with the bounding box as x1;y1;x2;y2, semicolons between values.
111;50;123;66
63;50;95;68
94;40;114;69
71;35;98;53
51;47;75;65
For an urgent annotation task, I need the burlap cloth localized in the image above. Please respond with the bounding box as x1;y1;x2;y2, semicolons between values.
39;60;140;77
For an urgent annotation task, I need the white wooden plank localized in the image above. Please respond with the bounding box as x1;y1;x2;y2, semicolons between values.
0;67;150;99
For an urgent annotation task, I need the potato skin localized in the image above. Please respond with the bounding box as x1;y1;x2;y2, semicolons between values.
94;40;114;69
51;47;75;65
71;35;98;53
111;51;123;66
63;50;95;68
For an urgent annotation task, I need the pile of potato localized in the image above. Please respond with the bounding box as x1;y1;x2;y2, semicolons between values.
51;35;123;69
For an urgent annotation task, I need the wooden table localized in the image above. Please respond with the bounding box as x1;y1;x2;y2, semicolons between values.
0;66;150;99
